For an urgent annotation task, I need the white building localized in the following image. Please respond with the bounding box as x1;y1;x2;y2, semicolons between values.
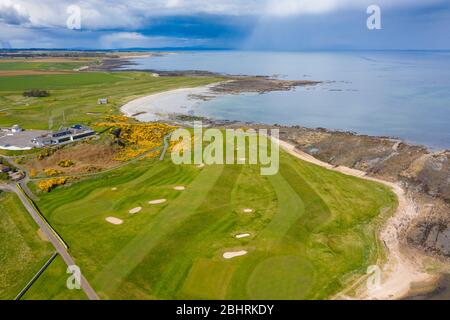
11;125;23;133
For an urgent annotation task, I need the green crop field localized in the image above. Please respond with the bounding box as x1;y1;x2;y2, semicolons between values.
0;72;222;129
32;149;397;300
0;61;88;71
0;192;54;299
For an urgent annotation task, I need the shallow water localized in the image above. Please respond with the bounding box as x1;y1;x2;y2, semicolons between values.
128;51;450;149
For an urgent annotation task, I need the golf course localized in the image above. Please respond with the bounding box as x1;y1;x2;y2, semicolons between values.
0;62;397;299
30;147;396;299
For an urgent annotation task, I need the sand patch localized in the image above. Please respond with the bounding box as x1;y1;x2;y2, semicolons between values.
174;186;185;191
243;208;254;213
106;217;123;225
148;199;167;205
111;187;118;191
129;207;142;214
196;163;205;168
223;251;248;259
37;229;49;242
235;233;251;239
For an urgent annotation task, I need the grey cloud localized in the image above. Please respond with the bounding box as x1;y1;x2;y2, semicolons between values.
0;3;30;25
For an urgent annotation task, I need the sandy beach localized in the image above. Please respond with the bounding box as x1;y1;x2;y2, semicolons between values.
120;77;317;123
121;84;221;122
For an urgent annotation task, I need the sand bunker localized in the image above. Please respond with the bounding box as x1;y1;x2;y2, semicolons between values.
148;199;167;205
129;207;142;214
223;250;248;259
243;208;254;213
174;186;185;191
106;217;123;225
235;233;251;239
111;187;118;191
196;163;205;168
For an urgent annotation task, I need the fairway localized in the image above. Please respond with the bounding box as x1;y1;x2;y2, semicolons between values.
0;192;53;299
33;148;397;300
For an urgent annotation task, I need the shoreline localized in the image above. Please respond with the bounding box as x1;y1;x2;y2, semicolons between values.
120;77;319;123
120;80;447;152
271;137;436;300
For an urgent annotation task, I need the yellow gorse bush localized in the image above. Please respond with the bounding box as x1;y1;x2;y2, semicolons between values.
44;168;63;177
29;169;38;178
95;117;176;162
37;177;68;192
58;160;75;168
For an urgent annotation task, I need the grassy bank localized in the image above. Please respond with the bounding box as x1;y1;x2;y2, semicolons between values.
21;255;87;300
0;192;54;299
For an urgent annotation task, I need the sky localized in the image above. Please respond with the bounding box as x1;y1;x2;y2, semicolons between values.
1;0;449;50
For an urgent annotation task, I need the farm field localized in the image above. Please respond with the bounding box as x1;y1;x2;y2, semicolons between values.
32;147;397;300
21;255;87;300
0;71;223;129
0;192;53;299
0;61;89;71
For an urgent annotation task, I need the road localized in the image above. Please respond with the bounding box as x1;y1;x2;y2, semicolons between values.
0;183;100;300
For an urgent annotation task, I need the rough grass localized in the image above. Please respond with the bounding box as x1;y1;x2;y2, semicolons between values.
21;255;87;300
32;148;397;300
0;192;53;300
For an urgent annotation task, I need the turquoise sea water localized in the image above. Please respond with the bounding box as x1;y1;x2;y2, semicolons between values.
128;51;450;149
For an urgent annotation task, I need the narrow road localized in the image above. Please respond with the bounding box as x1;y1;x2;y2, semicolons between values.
159;133;171;161
0;183;100;300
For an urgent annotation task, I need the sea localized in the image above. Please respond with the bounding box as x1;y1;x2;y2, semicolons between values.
125;50;450;149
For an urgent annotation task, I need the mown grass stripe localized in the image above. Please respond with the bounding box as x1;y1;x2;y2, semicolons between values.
92;164;225;297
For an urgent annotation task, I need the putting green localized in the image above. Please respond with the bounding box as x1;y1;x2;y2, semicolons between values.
31;146;397;300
